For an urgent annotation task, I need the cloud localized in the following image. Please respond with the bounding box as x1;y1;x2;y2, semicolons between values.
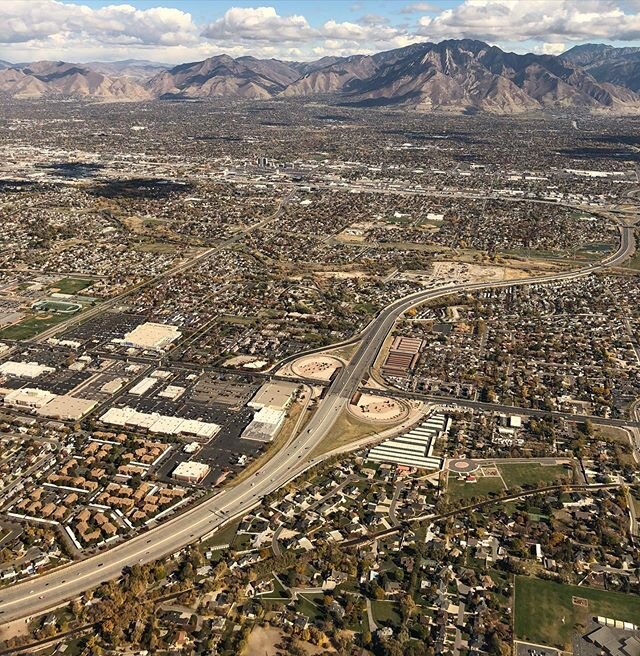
4;0;640;64
0;0;198;46
321;18;411;44
202;6;315;43
358;14;390;26
541;42;567;55
400;2;440;13
415;0;640;44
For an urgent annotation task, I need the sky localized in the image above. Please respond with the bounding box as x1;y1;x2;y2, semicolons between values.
3;0;640;64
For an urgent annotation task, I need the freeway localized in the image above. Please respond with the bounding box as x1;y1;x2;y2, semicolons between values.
0;221;634;624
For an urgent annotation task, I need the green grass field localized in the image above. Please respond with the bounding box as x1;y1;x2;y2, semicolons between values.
33;300;80;313
296;594;325;622
446;473;504;503
514;576;640;650
0;313;71;340
52;277;94;294
498;463;570;489
202;519;240;549
371;600;402;627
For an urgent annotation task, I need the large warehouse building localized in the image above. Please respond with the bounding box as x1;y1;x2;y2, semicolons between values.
242;381;299;442
100;406;221;440
120;322;182;351
367;413;447;470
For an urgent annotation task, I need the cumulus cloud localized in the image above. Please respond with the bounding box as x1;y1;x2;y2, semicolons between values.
322;18;411;44
4;0;640;64
0;0;198;46
416;0;640;44
202;6;315;43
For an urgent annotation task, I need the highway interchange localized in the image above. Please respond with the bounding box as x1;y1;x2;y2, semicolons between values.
0;211;636;625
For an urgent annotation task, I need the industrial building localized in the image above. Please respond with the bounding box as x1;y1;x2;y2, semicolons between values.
248;381;299;412
36;395;97;421
129;377;158;396
381;336;423;378
120;322;182;351
0;361;55;379
242;406;287;442
242;380;298;442
367;413;447;470
3;388;56;409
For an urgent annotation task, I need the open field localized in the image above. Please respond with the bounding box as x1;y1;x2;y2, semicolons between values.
514;576;640;650
51;277;94;295
0;312;73;340
594;425;637;466
311;410;403;457
497;463;571;489
446;473;504;502
242;625;282;656
622;251;640;270
202;519;241;549
134;241;179;254
370;600;401;627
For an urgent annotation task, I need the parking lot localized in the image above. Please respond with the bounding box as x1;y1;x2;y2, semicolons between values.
155;405;259;486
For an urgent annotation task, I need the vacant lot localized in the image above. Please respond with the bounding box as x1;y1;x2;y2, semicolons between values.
312;412;382;457
242;625;283;656
514;576;640;650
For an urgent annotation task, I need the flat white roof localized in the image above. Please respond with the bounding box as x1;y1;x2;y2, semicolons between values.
248;381;299;411
122;322;182;350
4;387;56;407
100;406;221;438
37;396;97;420
0;361;55;378
129;377;158;396
172;461;210;479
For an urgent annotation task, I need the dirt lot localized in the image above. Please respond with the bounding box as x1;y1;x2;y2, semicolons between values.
243;625;332;656
0;617;31;643
427;260;534;284
348;393;409;423
290;354;343;381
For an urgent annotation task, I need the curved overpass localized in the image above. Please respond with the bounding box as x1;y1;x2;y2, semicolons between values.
0;223;634;624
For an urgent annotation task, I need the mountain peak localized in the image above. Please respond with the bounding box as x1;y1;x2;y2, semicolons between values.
1;39;639;113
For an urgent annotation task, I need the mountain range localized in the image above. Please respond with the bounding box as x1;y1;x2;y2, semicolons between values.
561;43;640;92
3;39;640;114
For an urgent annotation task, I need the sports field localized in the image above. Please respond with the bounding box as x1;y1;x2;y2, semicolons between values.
0;313;70;340
514;576;640;650
52;277;94;295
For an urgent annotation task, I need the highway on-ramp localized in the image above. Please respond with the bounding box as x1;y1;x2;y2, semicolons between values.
0;223;634;624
